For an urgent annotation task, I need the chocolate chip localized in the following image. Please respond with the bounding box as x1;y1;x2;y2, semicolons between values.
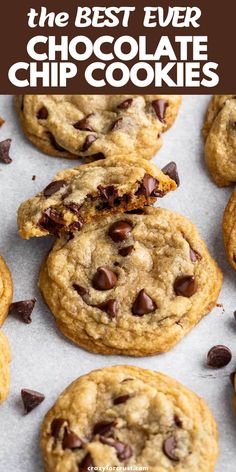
51;418;66;438
48;132;66;152
163;436;179;461
97;299;118;319
79;453;94;472
99;437;133;461
132;289;156;316
207;345;232;368
69;221;83;232
117;99;133;110
174;415;182;428
32;175;36;181
97;185;118;207
114;394;130;405
21;388;45;414
136;173;158;197
125;208;145;215
0;139;12;164
174;276;197;297
65;202;81;215
81;135;97;152
93;421;116;435
111;118;123;131
119;245;134;257
73;116;93;132
189;247;202;262
152;99;167;123
73;284;88;297
37;106;48;120
43;180;66;198
39;208;65;236
62;427;83;450
93;267;118;291
109;221;133;242
161;162;180;187
10;299;36;324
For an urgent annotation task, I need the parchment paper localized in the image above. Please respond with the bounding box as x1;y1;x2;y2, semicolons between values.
0;95;235;471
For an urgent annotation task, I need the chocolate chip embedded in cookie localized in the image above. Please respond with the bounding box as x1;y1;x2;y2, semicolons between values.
223;187;236;270
0;331;11;404
17;156;176;240
0;256;13;326
38;207;222;356
15;95;181;160
40;365;219;472
203;95;236;187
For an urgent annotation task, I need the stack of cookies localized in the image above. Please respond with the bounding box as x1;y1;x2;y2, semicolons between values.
1;94;227;471
203;95;236;271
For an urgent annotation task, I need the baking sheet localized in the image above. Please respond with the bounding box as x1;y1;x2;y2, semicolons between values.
0;95;235;471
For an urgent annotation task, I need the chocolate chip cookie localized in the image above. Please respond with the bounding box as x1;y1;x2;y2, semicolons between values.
39;207;222;356
203;95;236;187
16;95;181;160
223;188;236;270
17;156;177;239
0;331;11;404
41;365;218;472
0;256;13;326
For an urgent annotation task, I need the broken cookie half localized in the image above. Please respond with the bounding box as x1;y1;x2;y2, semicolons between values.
18;156;177;240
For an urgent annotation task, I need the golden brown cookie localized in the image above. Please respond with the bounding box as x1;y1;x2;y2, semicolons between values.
223;187;236;270
0;331;11;404
41;365;218;472
16;95;181;160
39;207;222;356
203;95;236;186
17;156;177;239
0;256;13;326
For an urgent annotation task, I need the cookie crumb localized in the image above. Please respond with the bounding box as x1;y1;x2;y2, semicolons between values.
32;175;36;181
0;117;5;127
0;139;12;164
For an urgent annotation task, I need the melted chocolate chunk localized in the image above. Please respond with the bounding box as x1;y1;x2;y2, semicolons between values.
21;388;45;414
81;135;97;152
62;427;83;450
97;299;118;319
99;437;133;461
163;436;179;461
43;180;66;198
174;275;197;297
117;99;133;110
113;394;130;405
93;421;116;435
39;208;65;236
152;99;167;123
92;267;118;291
79;453;94;472
69;221;83;232
119;245;134;257
48;132;67;152
37;106;48;120
111;117;123;131
65;202;82;215
73;115;93;132
51;418;66;438
73;284;88;297
97;185;119;207
136;173;158;197
0;138;12;164
10;298;36;324
125;208;145;215
207;345;232;368
132;289;156;316
161;162;180;187
109;221;133;242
